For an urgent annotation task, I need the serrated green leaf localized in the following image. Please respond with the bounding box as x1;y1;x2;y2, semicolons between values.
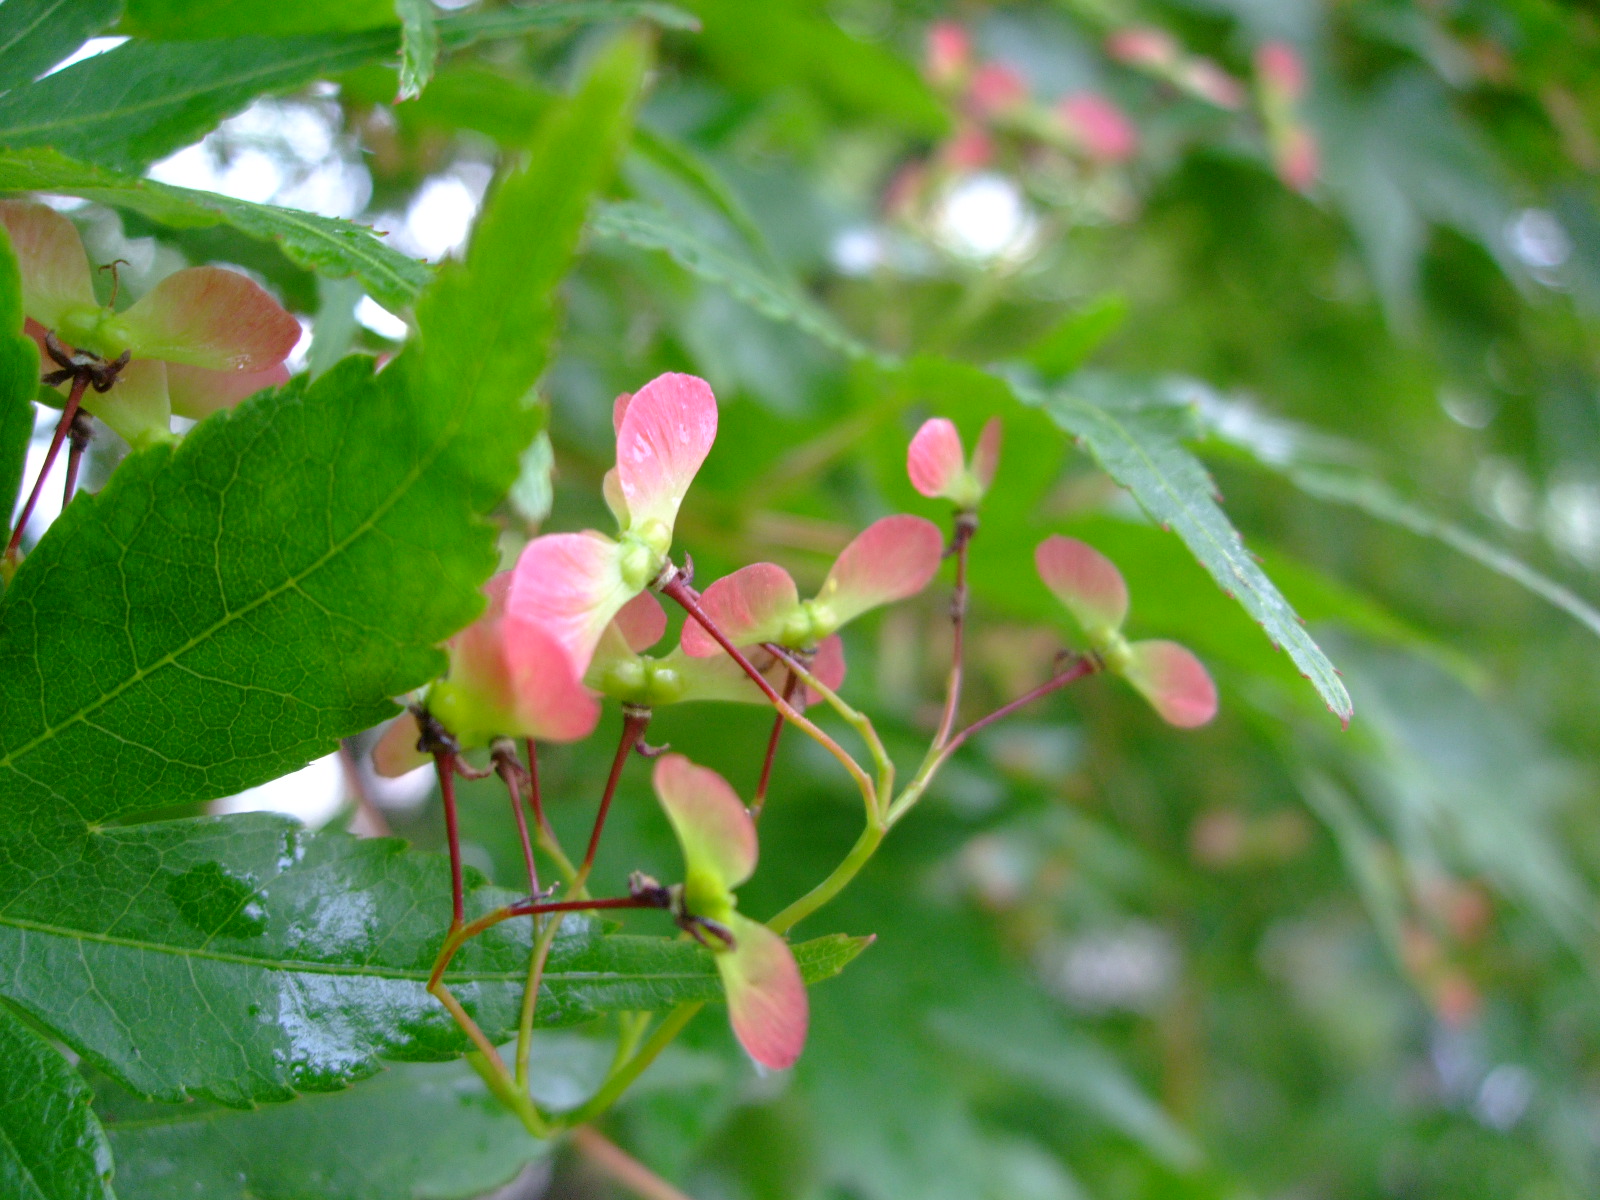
100;1057;546;1200
0;813;866;1104
0;0;121;96
0;218;37;530
593;200;875;362
395;0;438;102
0;30;400;173
0;45;642;824
0;1004;115;1200
0;148;428;311
0;5;682;175
1008;371;1353;723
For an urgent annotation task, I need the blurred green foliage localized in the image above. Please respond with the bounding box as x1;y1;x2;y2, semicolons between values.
4;0;1600;1198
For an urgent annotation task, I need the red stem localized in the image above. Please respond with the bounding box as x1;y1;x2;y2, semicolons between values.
751;670;798;820
503;895;658;920
943;656;1099;758
496;750;539;900
581;710;650;882
934;518;974;749
7;375;88;561
524;738;553;842
660;574;791;708
435;752;466;929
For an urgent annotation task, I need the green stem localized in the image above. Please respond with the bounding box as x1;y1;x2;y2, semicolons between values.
763;645;894;822
767;822;883;935
565;1002;703;1127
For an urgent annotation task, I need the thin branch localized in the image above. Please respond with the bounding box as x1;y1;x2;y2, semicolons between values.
572;1126;699;1200
933;513;976;750
750;670;798;820
7;375;88;562
658;571;877;815
578;709;651;888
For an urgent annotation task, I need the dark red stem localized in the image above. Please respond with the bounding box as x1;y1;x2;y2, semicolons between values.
8;375;88;561
751;670;799;820
659;573;789;708
434;751;466;929
935;515;976;747
943;656;1099;758
524;738;553;842
504;895;658;920
581;709;651;881
494;746;539;900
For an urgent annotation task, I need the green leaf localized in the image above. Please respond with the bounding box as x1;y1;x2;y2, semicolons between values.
0;813;868;1104
0;43;642;825
927;1008;1201;1172
121;0;394;38
0;6;681;175
1009;370;1354;723
0;217;37;532
0;1005;114;1200
0;147;428;311
440;1;698;44
1193;387;1600;642
100;1057;547;1200
0;30;400;173
395;0;438;102
0;0;121;95
593;200;875;362
681;0;944;135
1022;293;1129;379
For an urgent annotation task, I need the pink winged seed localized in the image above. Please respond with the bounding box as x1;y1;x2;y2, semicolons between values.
971;416;1002;490
613;591;668;655
1034;535;1129;634
718;914;809;1071
0;200;95;328
1123;639;1218;728
680;562;801;658
819;514;944;627
906;417;966;499
506;531;632;674
652;754;758;890
117;267;300;372
372;711;428;778
614;372;717;531
166;361;290;419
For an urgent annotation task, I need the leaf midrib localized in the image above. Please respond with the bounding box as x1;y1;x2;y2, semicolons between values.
0;371;455;777
0;910;703;985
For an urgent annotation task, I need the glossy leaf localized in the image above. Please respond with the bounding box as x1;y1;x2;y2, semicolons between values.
0;41;642;826
0;0;121;95
0;1005;114;1200
0;148;429;311
0;813;869;1104
101;1057;547;1200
